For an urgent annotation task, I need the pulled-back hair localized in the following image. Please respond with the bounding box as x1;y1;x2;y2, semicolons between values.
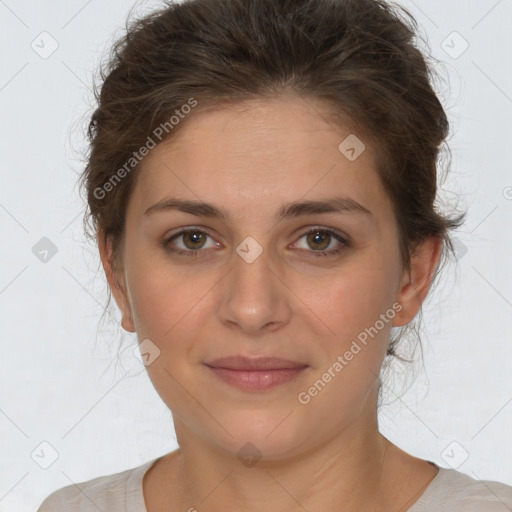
81;0;465;367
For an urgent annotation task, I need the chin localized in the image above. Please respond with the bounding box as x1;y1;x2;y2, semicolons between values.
209;409;309;463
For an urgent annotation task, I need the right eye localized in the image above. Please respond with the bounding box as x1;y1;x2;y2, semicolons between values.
163;228;220;257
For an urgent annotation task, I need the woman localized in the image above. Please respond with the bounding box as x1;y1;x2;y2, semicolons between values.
38;0;512;510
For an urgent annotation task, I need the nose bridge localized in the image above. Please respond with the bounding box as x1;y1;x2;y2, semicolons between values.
218;235;290;332
230;236;275;299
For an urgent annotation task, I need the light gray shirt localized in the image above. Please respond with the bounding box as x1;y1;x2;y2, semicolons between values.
37;457;512;511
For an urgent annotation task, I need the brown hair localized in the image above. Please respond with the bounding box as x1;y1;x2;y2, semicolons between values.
81;0;465;369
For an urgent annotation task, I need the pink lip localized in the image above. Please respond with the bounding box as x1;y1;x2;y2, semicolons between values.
204;356;308;391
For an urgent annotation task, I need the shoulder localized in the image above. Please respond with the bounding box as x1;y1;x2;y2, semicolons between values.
36;458;160;512
412;466;512;511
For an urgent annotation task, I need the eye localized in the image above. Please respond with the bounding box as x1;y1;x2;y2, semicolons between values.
292;227;348;257
163;228;218;257
162;226;349;258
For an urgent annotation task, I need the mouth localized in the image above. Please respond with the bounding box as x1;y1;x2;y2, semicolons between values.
203;356;309;391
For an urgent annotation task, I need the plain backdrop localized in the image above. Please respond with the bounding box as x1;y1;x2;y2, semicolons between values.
1;0;511;510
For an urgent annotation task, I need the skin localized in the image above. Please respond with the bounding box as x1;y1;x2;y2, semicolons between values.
99;93;442;512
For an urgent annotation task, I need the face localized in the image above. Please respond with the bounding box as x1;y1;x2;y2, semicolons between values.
101;94;438;460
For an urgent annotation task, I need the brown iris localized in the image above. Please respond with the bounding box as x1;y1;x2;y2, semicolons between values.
182;231;207;250
306;230;331;251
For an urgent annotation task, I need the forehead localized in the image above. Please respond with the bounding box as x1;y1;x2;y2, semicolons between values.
127;94;392;224
161;94;366;156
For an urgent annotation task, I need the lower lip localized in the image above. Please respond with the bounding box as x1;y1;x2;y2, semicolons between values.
205;365;308;391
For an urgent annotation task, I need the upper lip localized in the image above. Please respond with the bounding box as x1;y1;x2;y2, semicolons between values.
204;356;308;371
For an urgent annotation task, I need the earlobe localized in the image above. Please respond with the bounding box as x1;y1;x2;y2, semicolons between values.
393;236;443;328
98;231;136;333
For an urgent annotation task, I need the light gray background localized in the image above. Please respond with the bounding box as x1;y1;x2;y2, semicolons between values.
1;0;511;510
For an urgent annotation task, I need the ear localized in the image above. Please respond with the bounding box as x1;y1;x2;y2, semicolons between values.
393;236;443;327
98;230;136;333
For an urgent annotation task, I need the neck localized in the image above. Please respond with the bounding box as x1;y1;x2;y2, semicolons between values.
167;412;395;511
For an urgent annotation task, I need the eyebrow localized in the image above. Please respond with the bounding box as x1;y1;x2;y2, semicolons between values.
144;196;372;222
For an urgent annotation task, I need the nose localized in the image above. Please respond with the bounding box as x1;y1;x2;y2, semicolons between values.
217;240;292;335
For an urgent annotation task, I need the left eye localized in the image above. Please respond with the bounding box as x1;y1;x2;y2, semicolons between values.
163;227;348;257
292;228;348;256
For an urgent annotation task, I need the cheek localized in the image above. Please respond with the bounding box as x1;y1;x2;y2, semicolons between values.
319;254;399;333
310;252;400;377
296;272;397;415
122;245;208;340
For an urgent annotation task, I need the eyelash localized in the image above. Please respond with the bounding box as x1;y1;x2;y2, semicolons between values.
161;226;349;258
